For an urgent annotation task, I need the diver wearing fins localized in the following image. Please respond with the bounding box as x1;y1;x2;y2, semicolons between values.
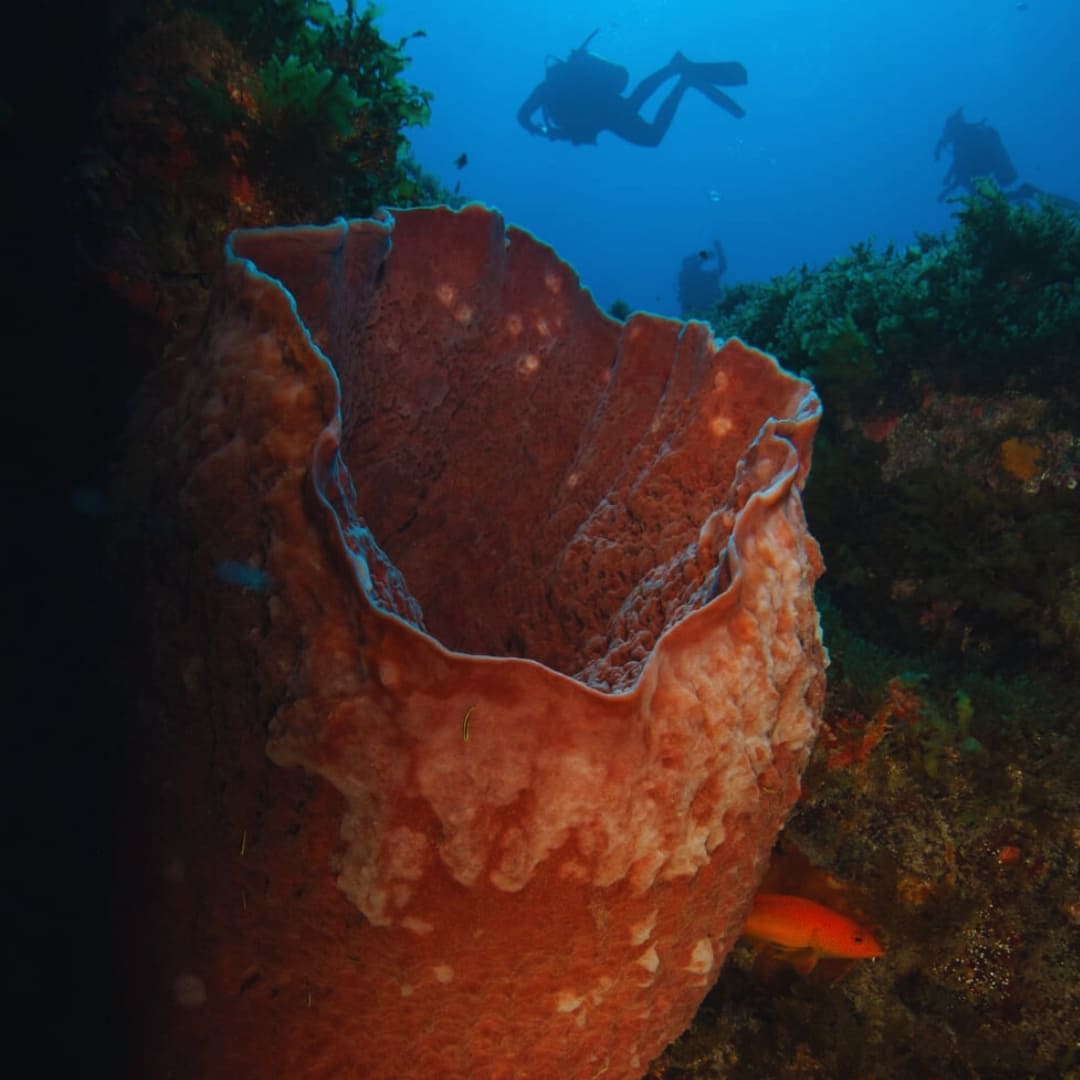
934;107;1019;201
934;107;1080;212
517;30;747;148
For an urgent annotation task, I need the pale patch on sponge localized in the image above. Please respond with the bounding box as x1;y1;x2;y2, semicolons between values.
553;974;616;1032
710;414;734;438
555;990;585;1013
685;938;715;977
629;909;658;945
277;496;822;932
636;945;660;975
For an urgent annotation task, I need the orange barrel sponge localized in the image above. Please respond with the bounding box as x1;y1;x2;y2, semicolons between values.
119;205;826;1078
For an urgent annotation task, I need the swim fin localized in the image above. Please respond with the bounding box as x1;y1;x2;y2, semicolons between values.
674;54;748;86
692;79;747;119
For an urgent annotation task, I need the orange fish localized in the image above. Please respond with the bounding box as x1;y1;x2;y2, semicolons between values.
742;893;884;974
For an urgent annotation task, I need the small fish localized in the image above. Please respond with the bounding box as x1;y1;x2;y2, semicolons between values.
453;152;468;169
215;559;272;593
69;485;109;518
698;249;710;261
742;893;883;974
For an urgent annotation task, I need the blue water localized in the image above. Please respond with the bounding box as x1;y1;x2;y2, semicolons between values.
369;1;1079;316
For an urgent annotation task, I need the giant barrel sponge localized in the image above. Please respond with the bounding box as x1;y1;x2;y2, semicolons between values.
120;204;826;1078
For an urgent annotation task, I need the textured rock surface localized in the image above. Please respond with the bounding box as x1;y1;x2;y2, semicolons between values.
119;205;825;1078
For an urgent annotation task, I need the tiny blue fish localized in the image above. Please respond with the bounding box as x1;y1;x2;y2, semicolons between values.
69;485;109;518
214;560;272;593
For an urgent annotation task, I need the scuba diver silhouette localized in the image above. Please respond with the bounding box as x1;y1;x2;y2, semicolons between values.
677;240;727;318
934;107;1080;211
517;30;747;148
934;107;1018;200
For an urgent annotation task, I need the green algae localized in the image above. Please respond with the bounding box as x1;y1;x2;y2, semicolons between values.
710;187;1080;675
180;0;434;218
712;182;1080;411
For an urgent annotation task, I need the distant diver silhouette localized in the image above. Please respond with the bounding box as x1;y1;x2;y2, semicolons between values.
934;107;1018;200
517;30;747;148
677;240;727;318
934;107;1079;211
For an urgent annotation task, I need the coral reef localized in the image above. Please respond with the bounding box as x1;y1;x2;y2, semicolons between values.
179;0;434;220
711;186;1080;672
55;0;445;388
713;182;1080;411
11;0;1077;1070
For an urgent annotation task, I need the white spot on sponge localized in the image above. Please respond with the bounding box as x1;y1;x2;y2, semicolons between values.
636;945;660;974
377;659;401;688
517;353;540;376
629;909;658;945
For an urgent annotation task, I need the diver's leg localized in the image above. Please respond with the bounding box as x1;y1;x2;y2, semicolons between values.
611;77;691;147
624;61;681;112
625;55;745;112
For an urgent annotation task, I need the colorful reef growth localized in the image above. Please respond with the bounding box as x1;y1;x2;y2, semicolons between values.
20;0;1074;1071
117;205;827;1078
653;640;1079;1078
62;0;446;361
180;0;434;221
647;186;1079;1078
712;182;1080;673
37;0;450;531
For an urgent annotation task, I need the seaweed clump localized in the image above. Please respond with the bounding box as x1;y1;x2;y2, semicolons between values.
711;181;1080;416
181;0;435;220
709;186;1080;673
70;0;443;297
51;0;451;417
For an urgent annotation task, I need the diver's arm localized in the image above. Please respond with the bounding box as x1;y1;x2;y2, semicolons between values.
517;83;549;135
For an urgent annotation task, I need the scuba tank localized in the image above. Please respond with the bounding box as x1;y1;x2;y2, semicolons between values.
544;28;629;97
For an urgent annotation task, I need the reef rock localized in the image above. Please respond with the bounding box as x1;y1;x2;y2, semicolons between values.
119;205;825;1078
